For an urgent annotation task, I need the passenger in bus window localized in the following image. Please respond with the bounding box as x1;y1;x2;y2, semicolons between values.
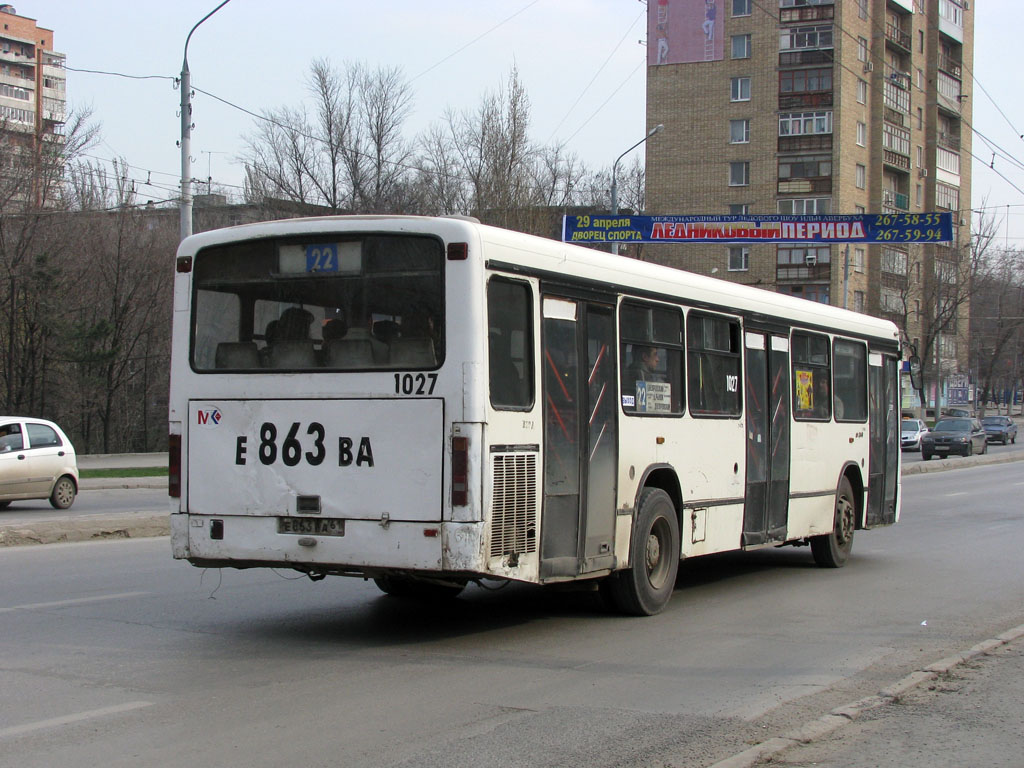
814;374;832;419
628;346;661;382
277;307;314;340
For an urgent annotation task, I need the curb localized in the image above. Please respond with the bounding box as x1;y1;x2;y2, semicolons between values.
705;622;1024;768
0;512;169;547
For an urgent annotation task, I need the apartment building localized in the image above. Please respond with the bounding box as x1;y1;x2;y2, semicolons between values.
0;4;66;203
645;0;973;377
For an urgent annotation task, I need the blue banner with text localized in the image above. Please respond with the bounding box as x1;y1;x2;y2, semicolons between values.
562;213;953;245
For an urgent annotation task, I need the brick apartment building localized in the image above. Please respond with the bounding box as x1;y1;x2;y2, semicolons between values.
644;0;973;379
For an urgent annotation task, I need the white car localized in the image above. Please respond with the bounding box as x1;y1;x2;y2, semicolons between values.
0;417;79;509
900;418;929;451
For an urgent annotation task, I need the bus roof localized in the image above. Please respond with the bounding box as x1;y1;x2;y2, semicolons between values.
179;215;900;346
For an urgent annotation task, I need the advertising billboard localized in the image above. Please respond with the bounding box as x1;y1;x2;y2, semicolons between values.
648;0;725;65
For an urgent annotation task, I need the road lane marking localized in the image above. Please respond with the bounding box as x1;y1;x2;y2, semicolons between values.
0;591;149;614
946;492;968;497
0;701;152;739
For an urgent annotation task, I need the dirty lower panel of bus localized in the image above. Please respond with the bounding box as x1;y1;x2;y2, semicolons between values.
187;398;443;523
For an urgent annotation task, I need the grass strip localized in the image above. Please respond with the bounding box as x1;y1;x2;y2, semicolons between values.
80;467;168;479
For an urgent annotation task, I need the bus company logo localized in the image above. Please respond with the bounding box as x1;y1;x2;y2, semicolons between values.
196;408;222;428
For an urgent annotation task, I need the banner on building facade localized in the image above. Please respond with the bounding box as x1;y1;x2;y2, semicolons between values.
561;213;954;245
648;0;724;65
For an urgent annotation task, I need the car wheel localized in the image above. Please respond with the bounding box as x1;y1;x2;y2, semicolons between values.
965;442;973;457
0;501;10;510
922;452;932;461
1003;436;1009;445
981;440;988;455
811;477;856;568
602;488;680;616
49;475;77;509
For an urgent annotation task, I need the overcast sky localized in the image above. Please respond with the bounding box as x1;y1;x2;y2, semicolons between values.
29;0;1024;246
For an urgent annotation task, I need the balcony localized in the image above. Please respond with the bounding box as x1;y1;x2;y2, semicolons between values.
939;53;962;79
777;263;832;282
885;23;912;52
780;5;834;22
779;49;834;67
778;134;833;153
937;131;961;151
778;91;833;110
778;177;833;195
883;190;910;210
884;149;911;172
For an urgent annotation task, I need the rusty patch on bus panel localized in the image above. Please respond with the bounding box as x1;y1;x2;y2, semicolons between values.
442;521;484;572
691;507;707;544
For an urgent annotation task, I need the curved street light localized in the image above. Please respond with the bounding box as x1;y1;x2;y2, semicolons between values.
180;0;234;242
610;124;663;255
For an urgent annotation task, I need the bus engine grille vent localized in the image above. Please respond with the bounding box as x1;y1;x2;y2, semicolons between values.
489;453;538;558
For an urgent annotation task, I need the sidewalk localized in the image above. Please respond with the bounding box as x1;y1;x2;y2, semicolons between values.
710;625;1024;768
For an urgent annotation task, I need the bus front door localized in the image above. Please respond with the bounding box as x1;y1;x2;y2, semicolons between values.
866;353;899;526
742;331;791;546
540;296;618;579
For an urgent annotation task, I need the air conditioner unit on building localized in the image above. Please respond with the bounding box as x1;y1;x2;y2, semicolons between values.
963;1;969;10
805;253;818;266
863;61;874;73
918;167;928;178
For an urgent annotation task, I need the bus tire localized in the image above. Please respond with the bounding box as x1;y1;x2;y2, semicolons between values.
811;477;855;568
602;488;679;616
373;575;465;600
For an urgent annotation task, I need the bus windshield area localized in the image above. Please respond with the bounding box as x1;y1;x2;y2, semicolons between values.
191;234;444;372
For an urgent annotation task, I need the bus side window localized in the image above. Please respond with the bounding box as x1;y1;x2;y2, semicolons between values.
619;301;685;416
792;331;831;421
833;338;868;422
686;312;741;417
487;278;534;410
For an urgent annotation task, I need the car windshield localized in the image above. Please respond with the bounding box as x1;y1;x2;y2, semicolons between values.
933;419;970;432
901;420;919;430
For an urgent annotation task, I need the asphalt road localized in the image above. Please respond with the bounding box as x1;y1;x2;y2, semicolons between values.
1;462;1022;768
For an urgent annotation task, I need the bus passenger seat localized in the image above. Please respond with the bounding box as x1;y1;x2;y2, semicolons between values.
215;342;260;369
324;339;375;368
268;341;317;369
389;338;436;367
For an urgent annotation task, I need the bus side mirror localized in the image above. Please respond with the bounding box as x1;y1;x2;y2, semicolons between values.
908;355;922;391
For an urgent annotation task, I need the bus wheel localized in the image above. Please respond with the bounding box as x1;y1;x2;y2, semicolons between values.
373;575;465;600
811;477;855;568
602;488;679;616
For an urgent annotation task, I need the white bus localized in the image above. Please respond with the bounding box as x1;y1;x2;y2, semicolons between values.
169;216;901;615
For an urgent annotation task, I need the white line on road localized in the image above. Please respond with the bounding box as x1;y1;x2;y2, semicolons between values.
946;492;968;497
0;701;152;739
0;591;149;614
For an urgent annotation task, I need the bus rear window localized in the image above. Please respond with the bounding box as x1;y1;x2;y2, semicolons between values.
191;234;444;372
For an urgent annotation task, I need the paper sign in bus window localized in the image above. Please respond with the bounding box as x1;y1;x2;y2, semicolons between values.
636;381;672;413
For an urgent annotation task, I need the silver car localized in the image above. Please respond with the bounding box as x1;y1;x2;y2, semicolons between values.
900;418;928;451
0;417;79;509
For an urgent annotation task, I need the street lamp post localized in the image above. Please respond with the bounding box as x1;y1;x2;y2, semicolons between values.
180;0;233;243
610;124;663;255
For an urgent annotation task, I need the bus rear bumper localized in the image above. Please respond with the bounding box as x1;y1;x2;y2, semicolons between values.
171;513;485;574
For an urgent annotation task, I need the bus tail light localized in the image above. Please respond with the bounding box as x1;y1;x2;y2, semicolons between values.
169;433;181;498
452;436;469;506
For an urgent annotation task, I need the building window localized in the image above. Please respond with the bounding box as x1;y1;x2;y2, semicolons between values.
855;205;866;215
853;247;865;273
856;164;866;189
880;287;903;313
857;79;867;103
731;76;751;101
779;245;831;267
856;121;867;146
779;110;833;136
919;29;924;52
729;161;750;186
854;291;865;313
881;248;908;275
780;67;832;94
733;0;751;16
778;197;831;214
917;145;925;167
917;107;923;130
916;184;923;207
779;284;830;304
779;25;834;51
732;34;751;59
730;119;750;143
858;36;869;62
857;0;868;19
728;246;750;271
729;203;750;215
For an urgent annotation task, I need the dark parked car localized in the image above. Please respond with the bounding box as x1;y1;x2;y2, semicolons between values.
921;418;989;460
981;416;1018;445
